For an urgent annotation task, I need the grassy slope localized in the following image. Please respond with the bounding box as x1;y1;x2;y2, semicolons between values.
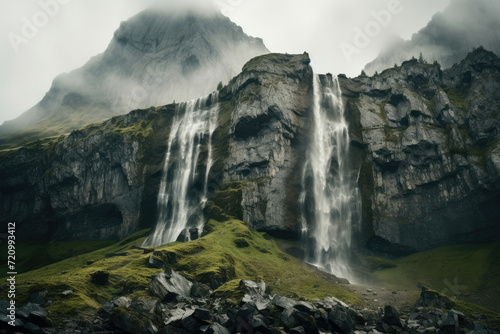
368;242;500;328
6;220;360;324
0;240;116;274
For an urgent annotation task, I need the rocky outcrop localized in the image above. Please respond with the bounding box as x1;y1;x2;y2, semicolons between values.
1;49;499;251
4;275;498;333
0;6;268;149
344;47;500;253
0;107;177;240
206;53;313;236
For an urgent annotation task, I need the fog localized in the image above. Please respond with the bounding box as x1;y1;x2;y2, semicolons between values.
1;0;452;125
364;0;500;74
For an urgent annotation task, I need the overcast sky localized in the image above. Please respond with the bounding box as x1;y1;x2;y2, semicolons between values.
0;0;450;125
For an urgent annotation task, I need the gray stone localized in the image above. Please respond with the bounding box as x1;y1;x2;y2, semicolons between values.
149;270;193;301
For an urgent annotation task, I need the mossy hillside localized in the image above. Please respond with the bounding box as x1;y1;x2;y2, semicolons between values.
370;242;500;301
6;229;160;321
7;220;360;324
154;219;361;305
0;239;115;274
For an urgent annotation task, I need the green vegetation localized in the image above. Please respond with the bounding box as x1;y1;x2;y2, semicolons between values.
5;229;155;320
0;239;115;274
156;220;360;304
370;242;500;297
8;220;360;324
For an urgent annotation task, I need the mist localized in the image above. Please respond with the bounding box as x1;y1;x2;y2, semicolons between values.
1;0;452;126
364;0;500;74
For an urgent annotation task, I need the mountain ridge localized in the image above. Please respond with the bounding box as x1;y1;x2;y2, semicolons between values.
0;7;269;149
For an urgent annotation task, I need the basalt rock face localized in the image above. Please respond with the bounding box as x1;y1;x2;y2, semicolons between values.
1;50;499;249
343;47;500;254
0;107;177;241
207;53;313;236
0;53;312;242
0;7;268;149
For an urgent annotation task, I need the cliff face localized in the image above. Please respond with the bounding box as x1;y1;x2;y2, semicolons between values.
207;53;313;236
345;47;500;253
1;50;499;253
0;8;268;149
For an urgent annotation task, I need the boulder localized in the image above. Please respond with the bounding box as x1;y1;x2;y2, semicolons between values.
382;305;403;328
91;271;109;285
149;270;193;301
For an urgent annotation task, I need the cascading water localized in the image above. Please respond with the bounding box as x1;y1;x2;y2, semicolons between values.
300;73;360;282
143;92;219;247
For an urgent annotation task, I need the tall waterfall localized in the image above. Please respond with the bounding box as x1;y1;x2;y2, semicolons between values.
143;92;219;247
300;74;360;282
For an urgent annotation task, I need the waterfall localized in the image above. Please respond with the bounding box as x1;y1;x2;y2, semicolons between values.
143;92;219;247
300;74;360;282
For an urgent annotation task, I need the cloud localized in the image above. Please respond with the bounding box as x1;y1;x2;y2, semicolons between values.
1;0;451;125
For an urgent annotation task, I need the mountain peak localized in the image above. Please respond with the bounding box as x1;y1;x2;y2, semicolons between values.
0;7;269;147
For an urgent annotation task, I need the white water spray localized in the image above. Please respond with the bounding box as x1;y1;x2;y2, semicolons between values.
301;74;359;282
143;92;219;247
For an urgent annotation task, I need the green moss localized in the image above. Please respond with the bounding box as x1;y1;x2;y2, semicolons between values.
372;242;500;297
454;300;500;330
384;127;402;142
5;229;159;321
155;219;360;304
7;221;360;325
442;86;469;112
0;239;116;274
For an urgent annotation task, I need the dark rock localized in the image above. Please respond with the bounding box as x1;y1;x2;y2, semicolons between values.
29;290;48;306
293;301;316;314
289;326;306;334
234;238;250;248
281;308;300;329
328;304;354;334
111;309;157;334
91;271;109;285
272;295;297;310
17;303;51;327
440;310;460;334
204;322;231;334
23;321;42;333
382;305;403;328
190;282;211;299
0;313;24;327
149;270;193;301
176;228;189;242
189;227;199;241
146;255;167;269
415;287;454;309
239;280;271;311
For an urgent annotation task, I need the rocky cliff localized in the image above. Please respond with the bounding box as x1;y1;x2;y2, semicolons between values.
1;49;499;254
0;6;268;149
346;47;500;254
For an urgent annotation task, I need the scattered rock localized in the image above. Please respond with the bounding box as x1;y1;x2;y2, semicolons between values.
382;305;403;328
149;269;193;301
91;271;110;285
29;290;48;306
146;255;167;269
